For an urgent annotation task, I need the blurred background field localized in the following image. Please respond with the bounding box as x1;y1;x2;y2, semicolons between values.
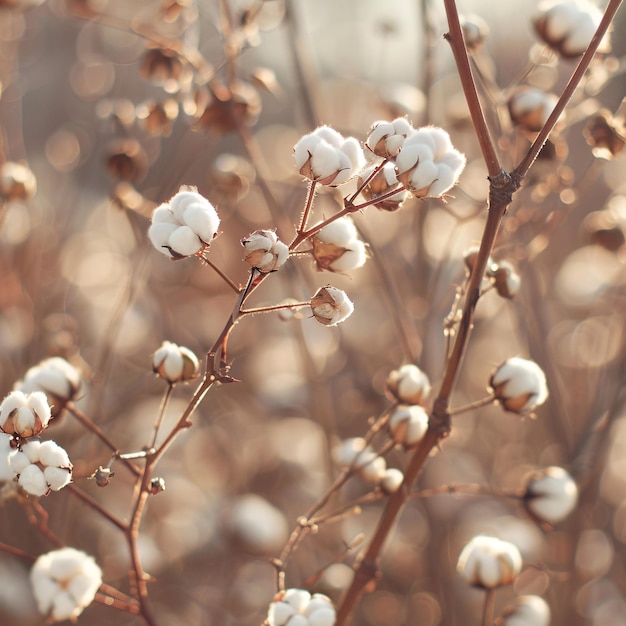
1;0;626;624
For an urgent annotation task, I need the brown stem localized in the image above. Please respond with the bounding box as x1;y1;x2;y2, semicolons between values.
150;384;174;449
67;403;141;477
67;485;128;532
200;255;241;294
297;180;318;234
449;394;496;416
482;588;496;626
443;0;500;178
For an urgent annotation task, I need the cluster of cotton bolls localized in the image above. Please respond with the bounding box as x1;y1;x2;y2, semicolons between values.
0;357;83;496
0;358;103;621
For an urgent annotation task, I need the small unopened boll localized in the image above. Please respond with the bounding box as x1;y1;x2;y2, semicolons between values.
490;357;548;415
366;118;415;158
294;126;365;186
501;595;551;626
148;186;220;260
268;589;336;626
385;363;431;405
490;260;521;299
533;0;611;58
15;357;81;418
9;439;73;497
30;547;102;622
584;110;626;160
395;126;466;198
523;466;578;525
463;244;495;279
457;535;523;589
310;217;367;273
358;162;408;212
388;405;429;448
380;468;404;494
153;341;199;383
241;229;289;273
310;286;354;326
0;161;37;201
0;390;51;438
508;87;559;133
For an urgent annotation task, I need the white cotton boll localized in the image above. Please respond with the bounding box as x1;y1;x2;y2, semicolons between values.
9;450;30;474
31;548;102;621
39;441;71;468
151;205;178;225
561;18;597;56
524;466;578;524
332;437;367;467
168;226;203;257
392;117;414;136
341;137;365;172
305;594;334;615
359;455;387;483
26;391;52;421
408;160;439;193
308;607;336;626
21;440;41;463
164;349;184;382
457;536;523;589
284;588;312;611
490;357;548;414
311;142;343;180
182;203;220;243
32;575;58;617
12;407;36;437
269;601;297;626
0;390;26;426
19;464;49;496
152;341;199;383
168;190;206;221
381;468;404;493
316;218;358;247
148;222;178;256
274;241;289;266
44;466;72;491
293;134;320;170
17;357;81;405
543;2;579;39
310;286;354;326
315;126;344;147
67;567;102;606
502;595;551;626
367;121;395;151
389;405;429;447
396;142;435;172
429;163;458;198
51;592;80;621
423;126;454;158
385;363;431;404
327;241;367;272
